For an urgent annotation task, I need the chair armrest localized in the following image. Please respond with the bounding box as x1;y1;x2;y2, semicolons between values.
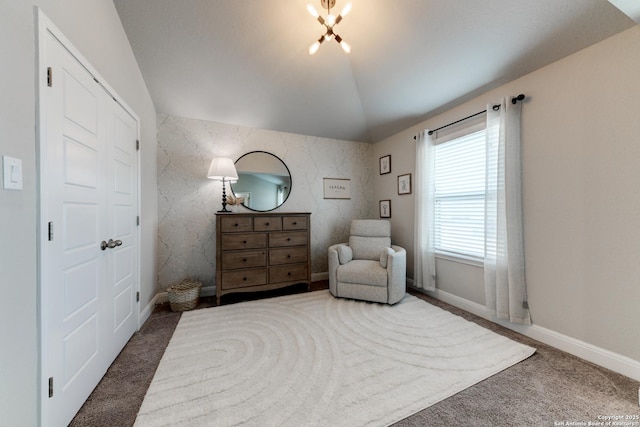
388;245;406;268
328;243;348;296
387;245;407;304
329;243;352;264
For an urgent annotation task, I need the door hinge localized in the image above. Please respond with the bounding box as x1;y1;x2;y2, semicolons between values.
136;140;140;151
522;301;529;309
136;291;140;302
48;222;54;241
136;216;140;226
48;377;54;398
47;67;52;87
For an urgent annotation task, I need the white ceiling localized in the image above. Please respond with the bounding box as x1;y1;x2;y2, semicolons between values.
113;0;635;142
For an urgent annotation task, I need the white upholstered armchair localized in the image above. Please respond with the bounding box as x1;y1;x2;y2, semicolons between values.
328;219;406;304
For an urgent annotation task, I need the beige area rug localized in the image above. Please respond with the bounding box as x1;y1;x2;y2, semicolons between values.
134;290;536;426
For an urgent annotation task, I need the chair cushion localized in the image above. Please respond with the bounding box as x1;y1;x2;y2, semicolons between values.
349;220;392;260
337;260;388;287
336;245;353;264
349;236;391;260
350;219;391;237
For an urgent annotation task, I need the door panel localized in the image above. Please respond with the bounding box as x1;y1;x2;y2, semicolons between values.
44;34;107;426
64;138;99;188
103;79;138;365
63;315;98;386
62;203;99;250
114;205;133;237
62;70;98;135
63;260;99;317
113;246;133;284
114;286;133;331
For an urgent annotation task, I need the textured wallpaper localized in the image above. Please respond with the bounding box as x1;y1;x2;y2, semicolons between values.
157;114;374;290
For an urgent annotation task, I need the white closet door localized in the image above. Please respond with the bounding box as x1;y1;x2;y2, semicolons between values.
104;95;138;363
41;28;139;427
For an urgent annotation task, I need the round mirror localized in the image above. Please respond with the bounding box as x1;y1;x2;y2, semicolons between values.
231;151;292;212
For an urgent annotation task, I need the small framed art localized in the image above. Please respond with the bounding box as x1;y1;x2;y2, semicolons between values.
379;155;391;175
398;173;412;195
323;178;351;199
379;200;391;218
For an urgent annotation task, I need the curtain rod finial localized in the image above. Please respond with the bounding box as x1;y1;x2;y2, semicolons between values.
512;94;525;104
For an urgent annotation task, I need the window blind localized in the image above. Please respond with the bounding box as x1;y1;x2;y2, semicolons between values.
434;129;486;260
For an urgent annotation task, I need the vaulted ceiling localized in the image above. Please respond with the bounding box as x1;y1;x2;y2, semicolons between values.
113;0;635;142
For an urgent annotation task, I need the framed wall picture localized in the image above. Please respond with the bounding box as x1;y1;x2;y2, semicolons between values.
398;173;412;195
379;155;391;175
379;200;391;218
323;178;351;199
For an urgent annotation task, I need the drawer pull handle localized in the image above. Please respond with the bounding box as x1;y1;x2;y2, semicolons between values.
287;255;291;258
243;277;247;281
287;272;292;276
266;222;270;226
287;238;291;241
243;241;247;244
234;223;239;227
243;258;247;262
293;222;297;225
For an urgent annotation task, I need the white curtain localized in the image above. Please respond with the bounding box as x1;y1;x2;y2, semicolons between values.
414;129;436;291
484;98;530;324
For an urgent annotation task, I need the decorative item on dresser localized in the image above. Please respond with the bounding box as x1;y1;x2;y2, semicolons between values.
215;212;311;305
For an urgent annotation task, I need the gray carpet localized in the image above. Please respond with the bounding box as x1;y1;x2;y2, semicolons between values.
70;282;639;426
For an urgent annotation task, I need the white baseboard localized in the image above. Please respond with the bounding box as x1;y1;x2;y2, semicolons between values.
139;292;160;328
200;285;216;297
415;286;640;382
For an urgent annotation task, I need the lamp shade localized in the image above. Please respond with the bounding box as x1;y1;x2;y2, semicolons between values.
207;157;239;182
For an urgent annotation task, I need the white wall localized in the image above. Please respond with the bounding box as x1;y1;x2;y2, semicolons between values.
0;1;157;424
157;114;374;290
374;26;640;364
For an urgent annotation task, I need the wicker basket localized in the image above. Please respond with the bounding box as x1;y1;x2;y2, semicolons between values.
167;278;202;312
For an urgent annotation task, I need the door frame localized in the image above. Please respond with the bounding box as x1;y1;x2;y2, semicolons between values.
36;9;141;426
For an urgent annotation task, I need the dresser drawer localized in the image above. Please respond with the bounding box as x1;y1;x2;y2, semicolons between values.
221;233;267;250
283;216;307;230
221;268;267;290
269;263;308;284
222;249;267;270
220;216;253;232
254;217;282;231
269;247;308;265
269;232;307;247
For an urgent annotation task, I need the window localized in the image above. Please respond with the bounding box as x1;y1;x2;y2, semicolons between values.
434;127;486;261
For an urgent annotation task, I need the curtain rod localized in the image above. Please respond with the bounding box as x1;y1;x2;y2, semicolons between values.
413;94;525;139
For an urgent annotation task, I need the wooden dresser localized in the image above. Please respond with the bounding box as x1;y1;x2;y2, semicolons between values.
215;212;311;305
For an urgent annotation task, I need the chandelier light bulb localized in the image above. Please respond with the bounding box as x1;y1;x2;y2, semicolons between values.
309;41;321;55
341;2;352;17
340;40;351;53
306;4;319;18
326;14;336;26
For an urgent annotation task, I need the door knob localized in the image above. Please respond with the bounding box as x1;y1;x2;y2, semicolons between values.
101;239;123;250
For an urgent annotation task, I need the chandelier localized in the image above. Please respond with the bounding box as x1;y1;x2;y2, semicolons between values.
307;0;352;55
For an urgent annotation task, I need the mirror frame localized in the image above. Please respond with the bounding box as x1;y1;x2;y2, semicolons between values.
231;151;292;212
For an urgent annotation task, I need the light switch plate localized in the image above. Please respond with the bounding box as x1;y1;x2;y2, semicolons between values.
3;155;23;190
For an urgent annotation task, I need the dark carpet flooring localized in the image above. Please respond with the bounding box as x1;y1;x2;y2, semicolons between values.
70;282;639;426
